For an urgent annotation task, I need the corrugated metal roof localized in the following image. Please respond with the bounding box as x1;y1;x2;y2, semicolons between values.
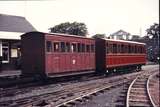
0;14;36;33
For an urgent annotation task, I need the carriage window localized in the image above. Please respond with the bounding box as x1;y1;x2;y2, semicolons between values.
133;46;135;53
142;46;145;53
140;46;143;53
106;43;109;53
46;41;52;52
135;46;137;53
91;44;95;52
78;43;81;52
142;47;144;53
113;44;117;53
66;42;70;52
137;46;139;53
108;44;112;53
53;42;60;52
61;42;65;52
137;46;140;53
82;44;85;52
130;45;132;53
132;46;135;53
118;44;121;53
136;46;138;53
121;44;124;53
124;45;127;53
108;44;110;53
139;47;141;53
128;45;131;53
86;45;90;52
71;43;77;52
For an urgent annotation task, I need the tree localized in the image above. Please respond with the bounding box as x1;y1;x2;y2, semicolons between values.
146;23;159;39
92;34;106;39
49;22;88;36
130;23;159;63
146;23;159;63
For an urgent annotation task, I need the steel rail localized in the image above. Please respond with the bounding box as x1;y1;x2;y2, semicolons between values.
55;79;129;107
126;76;138;107
147;72;158;107
126;70;158;107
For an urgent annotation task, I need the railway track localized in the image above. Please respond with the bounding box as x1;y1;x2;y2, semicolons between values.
0;71;103;88
0;74;106;102
0;71;139;107
22;72;146;107
53;68;158;107
147;72;160;107
53;78;131;107
0;65;158;107
126;71;157;107
0;73;105;94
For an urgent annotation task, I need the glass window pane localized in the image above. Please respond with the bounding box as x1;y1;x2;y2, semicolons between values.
128;45;131;53
53;42;59;52
71;43;77;52
121;44;124;53
66;42;70;52
135;46;137;53
118;45;121;53
91;44;95;52
106;43;108;53
110;44;113;53
61;42;65;52
86;45;90;52
46;41;52;52
78;43;81;52
82;44;85;52
113;44;117;53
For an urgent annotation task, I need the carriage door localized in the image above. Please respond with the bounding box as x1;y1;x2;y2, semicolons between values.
53;42;60;73
71;43;77;71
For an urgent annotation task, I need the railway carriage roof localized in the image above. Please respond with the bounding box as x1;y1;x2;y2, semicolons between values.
22;31;145;45
46;32;94;40
22;31;95;40
103;38;145;45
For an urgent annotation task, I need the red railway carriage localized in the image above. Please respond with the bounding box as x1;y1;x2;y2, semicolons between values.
21;32;95;77
95;38;146;73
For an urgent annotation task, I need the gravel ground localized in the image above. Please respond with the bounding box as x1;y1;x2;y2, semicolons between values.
74;83;128;107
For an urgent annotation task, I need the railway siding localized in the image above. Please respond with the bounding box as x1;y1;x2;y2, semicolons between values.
148;72;160;107
126;71;158;107
0;70;138;107
0;65;158;107
54;79;130;107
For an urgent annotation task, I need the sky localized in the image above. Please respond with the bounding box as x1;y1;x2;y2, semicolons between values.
0;0;159;37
